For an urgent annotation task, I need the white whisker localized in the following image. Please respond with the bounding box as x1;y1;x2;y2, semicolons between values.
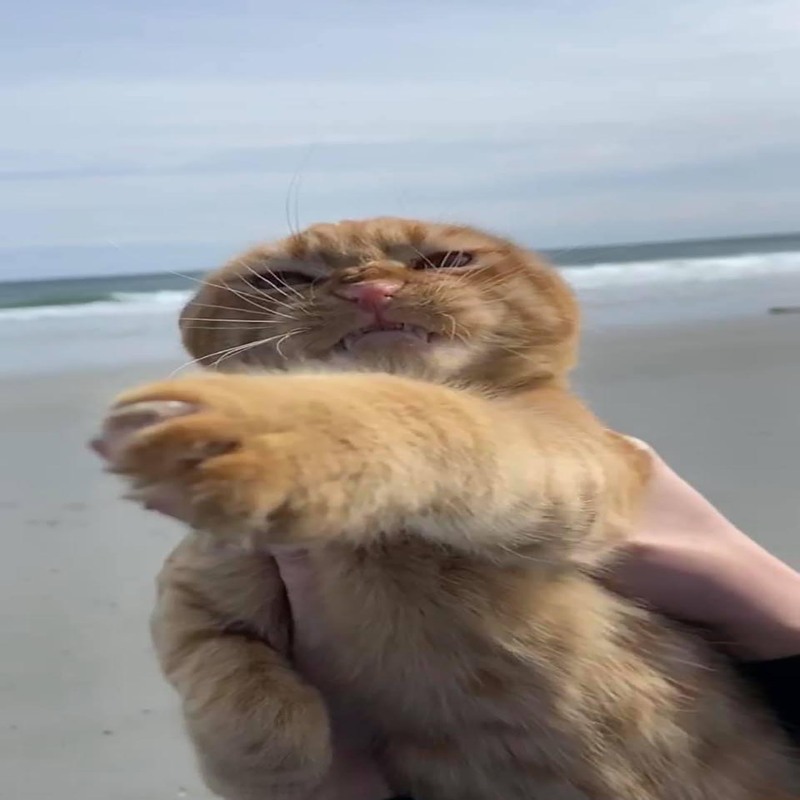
213;327;309;369
407;244;437;271
169;332;287;376
440;312;458;340
236;260;305;301
168;270;276;314
189;301;275;316
218;278;284;314
285;142;317;238
210;335;287;369
181;325;273;331
180;317;276;324
274;332;294;359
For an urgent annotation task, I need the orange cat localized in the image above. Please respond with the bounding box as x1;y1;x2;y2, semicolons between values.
95;218;798;799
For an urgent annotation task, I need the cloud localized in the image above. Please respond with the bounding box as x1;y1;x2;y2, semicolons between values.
1;0;799;277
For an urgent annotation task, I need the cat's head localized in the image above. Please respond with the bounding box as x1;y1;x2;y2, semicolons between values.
180;217;579;388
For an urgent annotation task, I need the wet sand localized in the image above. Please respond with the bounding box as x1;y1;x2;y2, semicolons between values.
1;314;798;799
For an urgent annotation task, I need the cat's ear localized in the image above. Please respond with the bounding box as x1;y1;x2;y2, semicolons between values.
410;251;474;270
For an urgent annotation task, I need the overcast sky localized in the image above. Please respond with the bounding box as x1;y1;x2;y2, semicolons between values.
2;0;799;279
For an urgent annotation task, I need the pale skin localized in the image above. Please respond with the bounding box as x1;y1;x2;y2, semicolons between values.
116;435;800;798
611;438;800;662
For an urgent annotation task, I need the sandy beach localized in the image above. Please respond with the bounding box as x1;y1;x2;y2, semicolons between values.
1;313;799;800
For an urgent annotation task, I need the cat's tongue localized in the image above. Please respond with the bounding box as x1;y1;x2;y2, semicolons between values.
344;326;429;353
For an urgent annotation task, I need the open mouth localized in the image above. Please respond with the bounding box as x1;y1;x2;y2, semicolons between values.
341;322;433;352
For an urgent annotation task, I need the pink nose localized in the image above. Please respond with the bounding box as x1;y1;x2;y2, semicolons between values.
333;280;402;311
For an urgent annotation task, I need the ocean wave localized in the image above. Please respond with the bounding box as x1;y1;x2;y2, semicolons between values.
561;249;800;290
0;290;192;321
2;249;799;322
110;290;194;305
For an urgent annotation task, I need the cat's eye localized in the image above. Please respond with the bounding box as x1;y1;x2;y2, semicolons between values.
243;270;314;291
410;251;474;270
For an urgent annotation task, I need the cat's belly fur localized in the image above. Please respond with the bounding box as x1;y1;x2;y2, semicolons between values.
306;542;797;800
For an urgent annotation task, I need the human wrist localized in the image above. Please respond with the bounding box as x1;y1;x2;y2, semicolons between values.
716;551;800;661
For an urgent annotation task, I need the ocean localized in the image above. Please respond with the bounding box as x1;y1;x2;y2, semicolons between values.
2;232;799;376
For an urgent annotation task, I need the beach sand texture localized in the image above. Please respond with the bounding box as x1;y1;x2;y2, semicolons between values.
1;315;798;799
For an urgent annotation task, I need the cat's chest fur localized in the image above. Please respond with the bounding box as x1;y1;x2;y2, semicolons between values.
297;538;799;800
311;538;549;708
306;538;601;797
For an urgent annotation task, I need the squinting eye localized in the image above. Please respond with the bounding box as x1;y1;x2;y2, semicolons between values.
410;251;474;270
244;270;313;291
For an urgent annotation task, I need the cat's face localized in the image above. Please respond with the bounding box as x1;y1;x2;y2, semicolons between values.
180;217;579;387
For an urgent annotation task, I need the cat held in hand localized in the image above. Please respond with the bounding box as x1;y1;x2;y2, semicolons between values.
93;218;798;800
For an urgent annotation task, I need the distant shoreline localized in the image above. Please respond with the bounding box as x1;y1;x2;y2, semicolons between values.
2;228;800;285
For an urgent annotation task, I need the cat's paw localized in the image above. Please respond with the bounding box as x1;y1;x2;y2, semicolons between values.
92;375;349;544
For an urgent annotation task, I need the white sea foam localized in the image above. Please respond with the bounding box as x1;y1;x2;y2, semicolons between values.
561;250;800;290
2;250;799;323
0;290;192;322
110;290;193;305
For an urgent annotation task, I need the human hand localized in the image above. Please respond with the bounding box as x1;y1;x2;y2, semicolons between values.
269;546;391;800
609;438;800;660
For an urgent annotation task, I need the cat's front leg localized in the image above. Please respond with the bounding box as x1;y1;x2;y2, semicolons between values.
94;370;475;547
151;535;333;800
94;370;645;556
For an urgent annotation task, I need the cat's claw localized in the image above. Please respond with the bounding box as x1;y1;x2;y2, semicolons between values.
91;400;210;520
89;379;312;540
91;400;198;461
